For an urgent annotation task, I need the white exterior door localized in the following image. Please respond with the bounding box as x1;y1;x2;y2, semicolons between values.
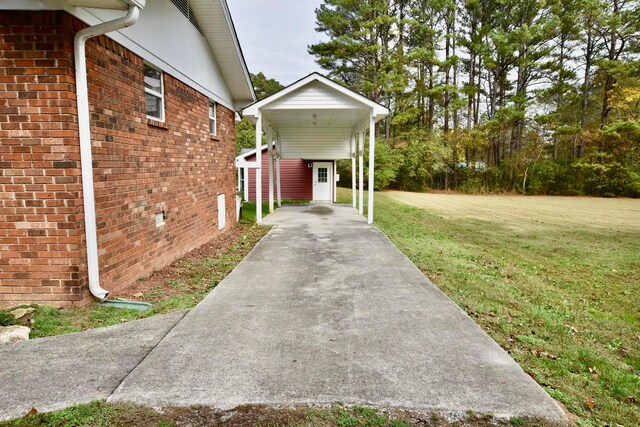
313;162;332;201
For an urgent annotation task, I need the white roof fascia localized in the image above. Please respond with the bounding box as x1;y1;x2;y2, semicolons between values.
5;0;144;11
189;0;256;109
242;73;389;120
218;0;255;106
1;0;63;9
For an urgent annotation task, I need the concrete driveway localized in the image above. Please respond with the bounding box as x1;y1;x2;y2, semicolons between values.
0;204;566;422
111;204;565;420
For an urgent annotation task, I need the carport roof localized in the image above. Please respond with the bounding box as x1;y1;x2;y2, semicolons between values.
241;72;388;225
241;72;389;124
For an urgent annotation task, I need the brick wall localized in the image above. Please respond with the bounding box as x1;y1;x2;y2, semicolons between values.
0;11;237;307
0;12;84;306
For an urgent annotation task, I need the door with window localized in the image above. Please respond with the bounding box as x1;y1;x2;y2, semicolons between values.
312;162;332;201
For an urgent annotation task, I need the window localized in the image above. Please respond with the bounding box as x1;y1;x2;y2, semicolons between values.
144;63;164;121
318;167;328;183
209;101;217;135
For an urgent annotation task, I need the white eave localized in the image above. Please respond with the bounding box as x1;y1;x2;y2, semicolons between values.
189;0;256;108
4;0;256;110
242;72;389;123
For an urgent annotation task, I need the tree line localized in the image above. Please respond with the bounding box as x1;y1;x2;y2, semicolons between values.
308;0;640;196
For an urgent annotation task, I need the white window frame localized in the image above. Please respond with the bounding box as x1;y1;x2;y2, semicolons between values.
144;62;165;122
209;101;217;136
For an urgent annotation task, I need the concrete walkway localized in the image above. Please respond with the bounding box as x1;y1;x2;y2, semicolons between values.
0;205;567;422
0;311;187;421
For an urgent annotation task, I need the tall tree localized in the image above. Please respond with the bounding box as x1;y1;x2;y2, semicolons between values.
251;72;284;101
311;0;640;197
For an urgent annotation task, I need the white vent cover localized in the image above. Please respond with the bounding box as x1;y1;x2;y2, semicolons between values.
217;194;226;230
169;0;203;34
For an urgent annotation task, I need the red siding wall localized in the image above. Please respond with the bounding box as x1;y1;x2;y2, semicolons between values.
0;11;237;307
246;151;313;202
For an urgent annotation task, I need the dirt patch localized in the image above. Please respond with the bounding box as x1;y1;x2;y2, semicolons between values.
113;223;268;302
152;403;568;427
1;402;570;427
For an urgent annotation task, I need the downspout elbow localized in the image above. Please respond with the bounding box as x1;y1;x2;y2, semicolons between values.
74;5;140;301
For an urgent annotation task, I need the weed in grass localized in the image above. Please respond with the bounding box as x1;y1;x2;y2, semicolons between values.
0;311;16;327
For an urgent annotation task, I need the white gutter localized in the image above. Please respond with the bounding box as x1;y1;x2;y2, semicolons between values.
74;5;141;300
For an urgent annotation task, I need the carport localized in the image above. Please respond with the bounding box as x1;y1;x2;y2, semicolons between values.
239;73;389;224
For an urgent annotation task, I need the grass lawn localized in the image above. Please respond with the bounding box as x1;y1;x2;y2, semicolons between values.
0;208;269;338
336;188;639;427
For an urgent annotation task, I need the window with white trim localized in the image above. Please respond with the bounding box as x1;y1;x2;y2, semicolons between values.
209;101;217;135
144;63;164;121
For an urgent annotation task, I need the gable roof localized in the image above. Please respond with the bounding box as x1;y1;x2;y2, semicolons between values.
242;72;388;122
9;0;256;109
189;0;255;107
236;144;268;160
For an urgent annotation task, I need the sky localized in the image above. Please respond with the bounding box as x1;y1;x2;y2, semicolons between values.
226;0;328;86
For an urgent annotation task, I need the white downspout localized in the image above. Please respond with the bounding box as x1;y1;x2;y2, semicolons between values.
74;6;141;300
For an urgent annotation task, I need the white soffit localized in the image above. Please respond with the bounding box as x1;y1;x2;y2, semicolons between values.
263;108;369;129
189;0;256;108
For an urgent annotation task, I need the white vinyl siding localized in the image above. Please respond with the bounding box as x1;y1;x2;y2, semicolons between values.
71;0;242;109
279;128;351;159
144;63;164;121
265;80;363;110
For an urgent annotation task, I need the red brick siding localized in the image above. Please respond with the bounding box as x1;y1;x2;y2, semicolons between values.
245;151;313;202
0;12;85;306
0;11;237;307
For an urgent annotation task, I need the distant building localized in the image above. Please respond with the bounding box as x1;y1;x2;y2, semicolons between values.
236;146;337;203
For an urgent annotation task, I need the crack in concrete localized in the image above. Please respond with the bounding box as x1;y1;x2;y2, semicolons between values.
106;309;189;402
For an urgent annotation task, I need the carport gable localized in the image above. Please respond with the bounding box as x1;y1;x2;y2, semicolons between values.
241;73;388;224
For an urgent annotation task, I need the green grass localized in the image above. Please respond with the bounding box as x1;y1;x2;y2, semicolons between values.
240;199;310;223
336;188;639;427
0;401;560;427
1;222;269;339
240;201;269;224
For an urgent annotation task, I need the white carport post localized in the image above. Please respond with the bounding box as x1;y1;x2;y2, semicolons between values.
367;112;375;224
275;133;282;208
358;129;364;216
255;111;263;224
267;127;274;213
243;167;249;201
351;134;356;208
333;160;337;202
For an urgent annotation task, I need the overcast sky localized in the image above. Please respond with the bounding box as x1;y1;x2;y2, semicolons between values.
226;0;328;86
